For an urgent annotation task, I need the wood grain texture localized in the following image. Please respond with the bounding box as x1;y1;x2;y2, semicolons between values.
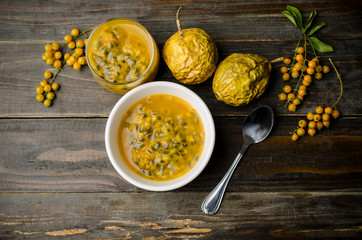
0;117;361;192
0;0;361;238
0;1;361;117
0;192;361;239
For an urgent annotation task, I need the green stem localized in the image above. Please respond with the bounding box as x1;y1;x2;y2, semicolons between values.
293;33;307;94
288;35;304;74
329;58;343;108
50;67;62;85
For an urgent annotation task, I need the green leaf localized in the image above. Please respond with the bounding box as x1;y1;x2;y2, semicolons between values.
282;11;298;28
304;10;317;32
307;22;326;36
287;5;303;30
308;37;334;52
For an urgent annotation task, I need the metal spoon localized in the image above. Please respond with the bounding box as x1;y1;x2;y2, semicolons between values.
201;105;274;215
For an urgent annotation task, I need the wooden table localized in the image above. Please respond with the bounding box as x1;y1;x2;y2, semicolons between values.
1;0;361;239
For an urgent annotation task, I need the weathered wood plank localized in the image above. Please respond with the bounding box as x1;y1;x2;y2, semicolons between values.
0;0;361;42
0;39;360;117
0;117;361;192
0;192;361;239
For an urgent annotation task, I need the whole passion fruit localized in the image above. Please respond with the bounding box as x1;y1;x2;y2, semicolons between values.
212;53;271;106
162;7;218;84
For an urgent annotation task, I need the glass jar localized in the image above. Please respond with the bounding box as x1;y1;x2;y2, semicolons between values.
86;18;160;94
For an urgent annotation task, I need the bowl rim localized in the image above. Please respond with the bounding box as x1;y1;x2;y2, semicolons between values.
105;81;215;191
85;18;156;86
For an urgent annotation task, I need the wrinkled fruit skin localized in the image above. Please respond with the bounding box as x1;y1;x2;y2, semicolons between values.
212;53;271;106
162;28;218;84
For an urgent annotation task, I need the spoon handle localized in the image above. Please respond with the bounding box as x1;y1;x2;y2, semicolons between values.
201;144;250;215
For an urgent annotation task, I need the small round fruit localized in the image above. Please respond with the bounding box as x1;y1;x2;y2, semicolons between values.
42;54;47;61
283;58;292;65
315;72;323;80
297;47;304;54
74;48;83;56
280;66;288;73
44;71;52;79
307;67;315;75
315;106;324;114
45;44;53;52
36;94;44;102
302;80;311;86
296;54;304;62
84;38;88;45
64;53;70;60
282;73;290;81
316;121;323;130
297;94;304;101
304;74;312;82
288;103;297;112
315;65;323;72
51;82;60;91
76;40;85;48
294;62;302;71
46;58;54;66
322;113;330;121
312;58;319;64
323;66;330;74
298;88;307;96
308;61;316;68
73;62;81;71
66;59;74;66
44;51;53;59
291;71;299;79
70;55;77;63
307;112;314;121
314;114;321;122
299;119;307;128
78;56;86;65
323;121;330;128
293;98;301;106
299;85;307;91
53;60;62;69
44;99;52;107
324;107;333;115
64;34;72;43
292;133;299;141
71;28;79;37
279;93;287;101
297;128;305;137
54;51;62;60
331;110;340;119
308;121;316;129
308;128;316;136
51;42;60;51
36;86;44;94
46;92;55;100
68;41;76;49
43;84;52;93
40;80;48;87
283;85;292;93
287;93;296;101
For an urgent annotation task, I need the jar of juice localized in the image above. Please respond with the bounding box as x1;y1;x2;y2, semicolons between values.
86;18;160;94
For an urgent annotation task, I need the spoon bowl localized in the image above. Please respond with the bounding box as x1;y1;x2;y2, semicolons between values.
201;105;274;215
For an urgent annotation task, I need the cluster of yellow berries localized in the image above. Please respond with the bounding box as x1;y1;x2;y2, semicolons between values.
291;106;340;141
37;28;92;107
63;28;88;71
278;46;331;112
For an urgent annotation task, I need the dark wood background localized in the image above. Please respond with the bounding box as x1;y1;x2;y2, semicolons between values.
0;0;361;239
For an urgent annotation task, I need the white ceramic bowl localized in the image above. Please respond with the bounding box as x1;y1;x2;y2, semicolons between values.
105;81;215;191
